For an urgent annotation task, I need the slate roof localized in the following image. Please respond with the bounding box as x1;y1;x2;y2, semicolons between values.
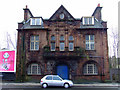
19;5;106;30
20;18;44;30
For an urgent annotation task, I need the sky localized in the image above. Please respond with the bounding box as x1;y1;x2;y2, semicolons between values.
0;0;119;57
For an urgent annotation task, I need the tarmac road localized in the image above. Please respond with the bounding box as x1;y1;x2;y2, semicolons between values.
1;85;119;90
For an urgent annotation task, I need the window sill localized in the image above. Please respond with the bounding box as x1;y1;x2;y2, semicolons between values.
83;24;94;26
85;50;96;52
83;74;98;76
29;50;40;52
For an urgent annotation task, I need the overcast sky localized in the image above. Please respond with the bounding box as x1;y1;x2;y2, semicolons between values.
0;0;119;57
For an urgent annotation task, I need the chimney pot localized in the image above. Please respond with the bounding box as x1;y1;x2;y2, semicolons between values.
98;3;100;7
26;5;28;9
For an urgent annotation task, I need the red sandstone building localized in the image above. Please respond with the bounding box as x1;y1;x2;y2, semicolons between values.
16;4;109;82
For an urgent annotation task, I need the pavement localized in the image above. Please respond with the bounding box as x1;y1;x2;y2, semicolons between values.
0;82;120;87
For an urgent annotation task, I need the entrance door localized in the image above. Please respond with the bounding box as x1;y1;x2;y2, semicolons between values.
57;65;68;80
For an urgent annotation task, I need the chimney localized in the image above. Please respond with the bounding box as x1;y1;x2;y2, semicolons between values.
23;5;33;21
92;4;102;21
97;3;100;7
101;21;107;28
18;22;24;29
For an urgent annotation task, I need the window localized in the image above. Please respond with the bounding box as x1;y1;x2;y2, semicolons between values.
69;42;74;51
53;76;61;80
51;35;55;41
27;64;41;75
31;18;35;25
60;35;64;41
83;63;98;75
60;35;65;51
51;42;55;51
59;13;64;19
46;76;52;80
60;42;64;51
85;35;94;50
30;35;39;50
30;18;43;26
69;36;74;51
83;17;94;25
51;35;55;51
69;36;73;41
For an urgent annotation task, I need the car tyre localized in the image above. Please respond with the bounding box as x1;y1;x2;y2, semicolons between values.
42;83;48;88
64;83;69;88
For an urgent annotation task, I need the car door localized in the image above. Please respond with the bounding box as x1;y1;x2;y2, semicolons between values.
52;76;64;86
45;76;53;86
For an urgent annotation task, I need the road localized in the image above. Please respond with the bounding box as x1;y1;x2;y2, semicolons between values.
1;85;119;90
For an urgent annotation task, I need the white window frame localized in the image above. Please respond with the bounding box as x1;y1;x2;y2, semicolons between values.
84;64;98;75
30;36;39;51
83;16;94;25
27;64;41;75
30;18;43;25
85;35;95;50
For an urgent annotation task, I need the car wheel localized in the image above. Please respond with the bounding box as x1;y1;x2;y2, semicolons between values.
42;83;48;88
64;83;69;88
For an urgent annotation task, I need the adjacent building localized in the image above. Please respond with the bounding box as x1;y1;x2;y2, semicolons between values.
16;4;109;82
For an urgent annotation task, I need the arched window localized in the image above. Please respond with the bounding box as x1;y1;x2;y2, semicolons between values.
51;35;55;41
69;36;73;41
60;35;64;41
51;35;55;51
83;63;98;75
27;64;41;75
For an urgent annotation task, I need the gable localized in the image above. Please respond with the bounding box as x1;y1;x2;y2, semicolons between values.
49;5;75;20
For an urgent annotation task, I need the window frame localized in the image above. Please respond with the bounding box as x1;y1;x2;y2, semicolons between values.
83;63;98;75
51;35;56;51
60;35;65;41
69;42;74;51
30;35;39;51
83;16;94;25
51;42;56;51
27;64;41;75
30;18;43;26
69;36;74;51
85;35;95;50
60;42;65;51
51;35;55;41
53;76;62;81
59;35;65;51
46;76;52;80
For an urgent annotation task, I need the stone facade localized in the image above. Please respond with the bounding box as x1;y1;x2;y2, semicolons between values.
16;5;110;82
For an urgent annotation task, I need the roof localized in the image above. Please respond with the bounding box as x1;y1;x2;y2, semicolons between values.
49;5;75;20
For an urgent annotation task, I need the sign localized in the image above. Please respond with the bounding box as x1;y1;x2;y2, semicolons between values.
0;50;16;72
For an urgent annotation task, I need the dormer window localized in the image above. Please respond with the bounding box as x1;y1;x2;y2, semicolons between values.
30;18;43;26
82;16;94;25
